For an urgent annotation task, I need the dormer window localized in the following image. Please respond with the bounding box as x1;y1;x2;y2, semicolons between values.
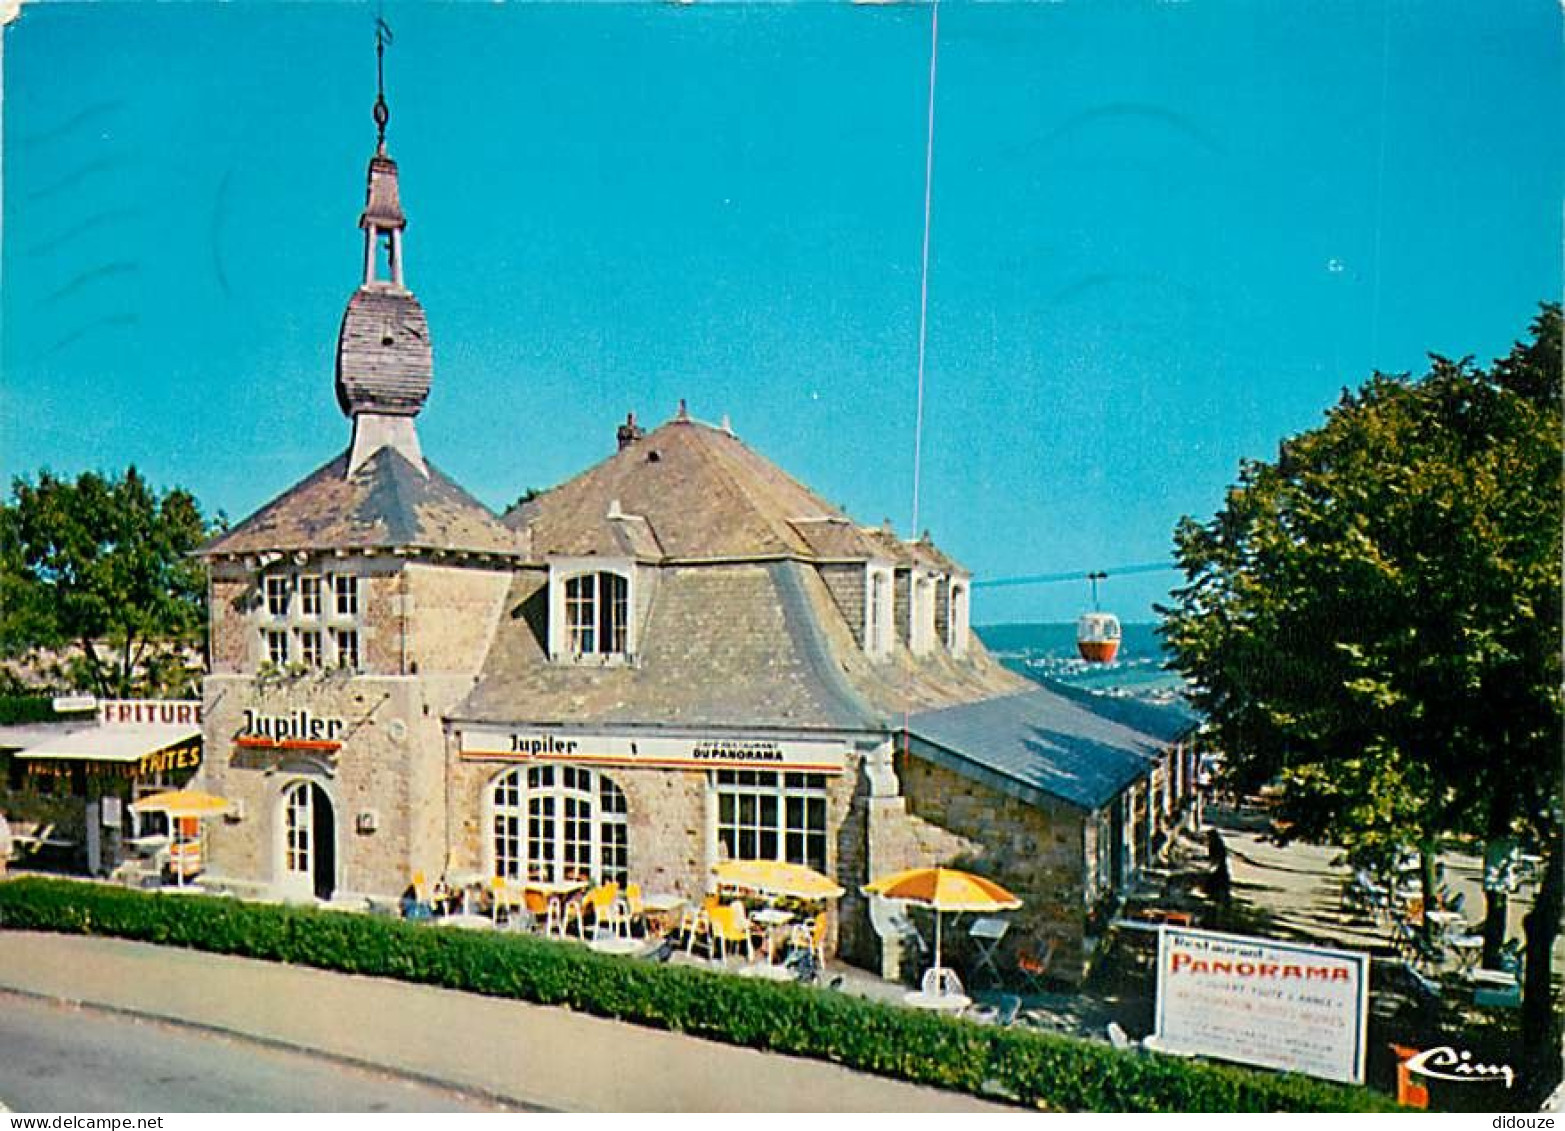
864;563;893;659
549;558;635;662
566;571;628;656
909;571;938;657
947;579;970;658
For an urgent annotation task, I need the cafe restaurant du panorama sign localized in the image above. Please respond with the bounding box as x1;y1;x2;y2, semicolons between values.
459;727;849;774
1153;926;1369;1084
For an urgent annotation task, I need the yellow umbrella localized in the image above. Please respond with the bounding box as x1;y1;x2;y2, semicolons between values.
714;859;845;901
130;790;232;888
130;790;233;819
862;866;1021;973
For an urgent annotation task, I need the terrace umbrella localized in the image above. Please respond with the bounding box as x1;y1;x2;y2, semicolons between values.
861;866;1021;974
130;790;233;887
713;859;846;901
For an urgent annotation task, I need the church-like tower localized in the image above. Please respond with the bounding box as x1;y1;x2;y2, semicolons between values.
335;28;433;476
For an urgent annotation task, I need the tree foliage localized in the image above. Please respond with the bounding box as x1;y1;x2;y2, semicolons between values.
1159;303;1562;1073
0;467;215;698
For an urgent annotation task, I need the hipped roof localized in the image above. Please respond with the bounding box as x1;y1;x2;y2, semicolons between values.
200;446;522;559
505;417;966;570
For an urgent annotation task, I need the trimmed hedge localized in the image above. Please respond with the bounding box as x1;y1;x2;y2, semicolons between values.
0;877;1396;1112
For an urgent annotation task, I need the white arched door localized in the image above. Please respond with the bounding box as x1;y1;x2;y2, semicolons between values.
280;780;336;901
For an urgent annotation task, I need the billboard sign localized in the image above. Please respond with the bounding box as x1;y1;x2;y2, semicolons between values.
1154;925;1369;1084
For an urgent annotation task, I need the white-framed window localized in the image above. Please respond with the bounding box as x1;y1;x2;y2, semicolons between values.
333;574;359;618
264;575;291;619
713;770;828;873
299;575;322;618
864;563;893;658
264;629;289;666
565;571;628;656
490;764;629;885
946;579;970;657
548;559;635;662
297;629;323;668
333;628;360;670
284;781;313;876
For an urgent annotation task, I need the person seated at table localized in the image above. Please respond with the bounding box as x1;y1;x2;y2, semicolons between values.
431;874;453;916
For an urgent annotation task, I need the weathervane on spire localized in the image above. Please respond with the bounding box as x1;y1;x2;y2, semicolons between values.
373;15;394;150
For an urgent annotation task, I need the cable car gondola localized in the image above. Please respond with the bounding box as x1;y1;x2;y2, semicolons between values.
1076;571;1122;663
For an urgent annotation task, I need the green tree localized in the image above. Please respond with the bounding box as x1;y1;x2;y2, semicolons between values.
0;467;214;698
1160;305;1562;1086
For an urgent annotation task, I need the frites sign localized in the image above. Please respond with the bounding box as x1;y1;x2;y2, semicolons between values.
1153;926;1369;1084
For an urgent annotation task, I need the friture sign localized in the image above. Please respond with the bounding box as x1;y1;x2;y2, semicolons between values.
1153;926;1369;1084
98;699;202;726
459;728;849;774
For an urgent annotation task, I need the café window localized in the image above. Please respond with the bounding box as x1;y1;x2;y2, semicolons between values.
490;764;628;886
714;770;828;873
548;559;634;662
299;575;322;618
264;575;291;619
264;629;289;667
333;574;359;618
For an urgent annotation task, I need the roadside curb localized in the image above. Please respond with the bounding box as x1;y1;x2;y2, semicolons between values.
0;983;547;1114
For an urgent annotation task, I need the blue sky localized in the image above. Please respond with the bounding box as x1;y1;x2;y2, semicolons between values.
4;1;1560;623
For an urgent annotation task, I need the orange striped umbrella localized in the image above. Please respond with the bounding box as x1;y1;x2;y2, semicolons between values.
862;867;1021;973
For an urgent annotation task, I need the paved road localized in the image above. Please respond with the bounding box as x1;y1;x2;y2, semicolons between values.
0;932;1007;1112
0;991;506;1113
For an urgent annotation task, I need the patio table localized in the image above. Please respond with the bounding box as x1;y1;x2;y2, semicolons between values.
903;989;971;1013
638;893;686;937
751;907;794;967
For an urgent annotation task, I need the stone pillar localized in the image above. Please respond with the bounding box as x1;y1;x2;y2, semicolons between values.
861;738;908;980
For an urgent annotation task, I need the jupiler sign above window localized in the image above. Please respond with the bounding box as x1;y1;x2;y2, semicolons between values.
459;728;849;774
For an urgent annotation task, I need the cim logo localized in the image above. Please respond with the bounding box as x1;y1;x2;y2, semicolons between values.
1405;1045;1515;1089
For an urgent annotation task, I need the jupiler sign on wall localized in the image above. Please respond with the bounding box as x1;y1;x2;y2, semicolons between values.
458;727;849;774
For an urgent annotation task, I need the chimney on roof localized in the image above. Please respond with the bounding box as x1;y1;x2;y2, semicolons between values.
719;413;733;434
676;398;690;421
617;412;645;451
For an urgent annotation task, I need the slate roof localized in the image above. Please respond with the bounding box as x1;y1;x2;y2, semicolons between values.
336;284;433;418
200;446;522;558
451;560;882;732
505;417;968;572
906;686;1196;811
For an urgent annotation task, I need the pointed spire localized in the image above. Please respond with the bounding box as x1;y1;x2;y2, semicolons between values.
359;18;407;287
336;17;432;478
373;16;393;153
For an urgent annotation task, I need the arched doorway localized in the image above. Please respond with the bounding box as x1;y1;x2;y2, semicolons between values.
281;780;336;901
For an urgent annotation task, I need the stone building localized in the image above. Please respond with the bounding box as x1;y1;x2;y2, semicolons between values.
194;85;1197;982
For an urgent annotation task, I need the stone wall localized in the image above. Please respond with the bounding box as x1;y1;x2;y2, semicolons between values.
815;563;864;646
202;671;444;900
208;567;252;674
403;562;512;676
881;752;1092;984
